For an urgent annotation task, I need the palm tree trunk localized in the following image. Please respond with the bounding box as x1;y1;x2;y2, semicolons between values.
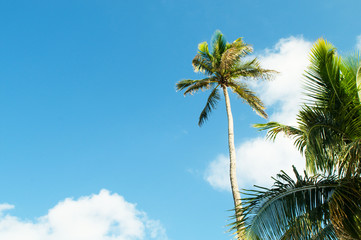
222;86;244;239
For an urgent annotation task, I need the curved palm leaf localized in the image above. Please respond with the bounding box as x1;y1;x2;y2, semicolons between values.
228;81;267;118
176;78;216;94
232;167;361;240
198;86;221;126
357;66;361;102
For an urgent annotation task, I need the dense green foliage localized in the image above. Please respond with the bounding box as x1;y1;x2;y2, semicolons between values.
232;39;361;239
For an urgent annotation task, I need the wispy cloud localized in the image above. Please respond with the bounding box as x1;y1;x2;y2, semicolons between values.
0;190;168;240
204;36;312;191
357;34;361;51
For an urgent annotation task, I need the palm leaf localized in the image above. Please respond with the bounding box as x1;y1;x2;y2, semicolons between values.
220;39;252;71
192;42;214;75
232;167;361;240
176;78;216;95
210;30;227;68
230;58;277;80
198;86;221;126
254;122;303;141
357;66;361;102
228;81;267;118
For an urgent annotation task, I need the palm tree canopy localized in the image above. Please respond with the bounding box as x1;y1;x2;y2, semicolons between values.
176;30;275;126
236;39;361;239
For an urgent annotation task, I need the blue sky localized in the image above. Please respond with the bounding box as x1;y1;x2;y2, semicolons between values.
0;0;361;239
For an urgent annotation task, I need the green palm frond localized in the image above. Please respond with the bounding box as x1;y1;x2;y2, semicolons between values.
228;81;267;118
328;177;361;239
192;54;214;75
176;78;216;95
220;39;252;71
357;66;361;102
231;37;253;55
231;58;277;80
193;42;214;75
211;30;227;62
338;139;361;177
304;39;343;109
254;122;302;141
231;167;361;240
198;86;221;126
310;224;337;240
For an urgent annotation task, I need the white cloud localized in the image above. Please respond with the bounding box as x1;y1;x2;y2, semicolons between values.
255;36;312;124
0;190;168;240
205;136;305;191
205;36;312;191
356;34;361;51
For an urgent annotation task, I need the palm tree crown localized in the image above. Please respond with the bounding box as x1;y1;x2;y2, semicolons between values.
176;30;273;125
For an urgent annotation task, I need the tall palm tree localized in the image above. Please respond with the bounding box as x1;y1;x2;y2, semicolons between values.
176;30;275;238
232;39;361;239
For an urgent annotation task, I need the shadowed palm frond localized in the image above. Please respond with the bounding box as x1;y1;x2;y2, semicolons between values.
211;30;227;65
198;86;221;126
328;177;361;239
231;167;361;240
338;139;361;177
310;224;337;240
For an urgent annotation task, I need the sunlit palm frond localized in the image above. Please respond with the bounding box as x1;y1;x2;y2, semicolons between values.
231;58;277;81
192;55;213;76
254;122;302;141
198;86;221;126
304;39;343;109
197;41;214;63
220;39;252;71
357;66;361;102
340;54;360;102
231;37;253;56
228;81;267;118
192;42;214;75
176;78;216;95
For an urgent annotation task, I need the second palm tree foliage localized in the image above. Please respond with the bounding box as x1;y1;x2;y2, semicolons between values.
176;30;275;238
233;39;361;239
